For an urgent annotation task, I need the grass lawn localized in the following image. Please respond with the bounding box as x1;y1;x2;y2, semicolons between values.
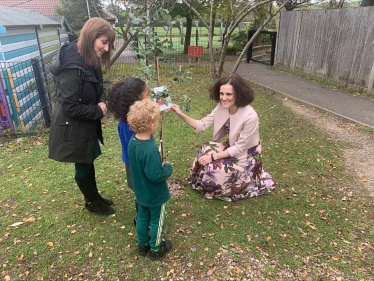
1;64;373;280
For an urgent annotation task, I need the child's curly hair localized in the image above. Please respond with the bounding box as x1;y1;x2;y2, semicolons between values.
107;77;146;121
127;99;160;133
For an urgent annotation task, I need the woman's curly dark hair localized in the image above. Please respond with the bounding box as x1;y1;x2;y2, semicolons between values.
107;77;146;121
209;73;254;107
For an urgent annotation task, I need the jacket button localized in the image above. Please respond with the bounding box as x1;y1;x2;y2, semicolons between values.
66;122;69;124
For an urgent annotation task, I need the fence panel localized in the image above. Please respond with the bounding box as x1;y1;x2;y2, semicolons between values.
0;51;56;137
276;7;374;91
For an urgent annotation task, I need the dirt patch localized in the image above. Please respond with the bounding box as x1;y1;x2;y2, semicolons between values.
168;179;186;198
281;98;374;198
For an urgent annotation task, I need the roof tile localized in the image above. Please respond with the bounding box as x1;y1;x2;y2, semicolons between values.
1;0;61;16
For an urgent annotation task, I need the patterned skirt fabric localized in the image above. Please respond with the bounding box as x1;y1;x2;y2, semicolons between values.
190;141;275;202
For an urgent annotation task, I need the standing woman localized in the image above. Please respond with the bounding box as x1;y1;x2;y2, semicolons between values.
49;17;116;215
171;74;275;202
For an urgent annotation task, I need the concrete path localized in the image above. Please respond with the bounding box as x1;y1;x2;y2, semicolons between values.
225;62;374;129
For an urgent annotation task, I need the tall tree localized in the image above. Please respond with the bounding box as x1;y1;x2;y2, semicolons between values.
361;0;374;6
182;0;289;80
171;1;207;54
284;0;323;10
329;0;345;8
56;0;106;32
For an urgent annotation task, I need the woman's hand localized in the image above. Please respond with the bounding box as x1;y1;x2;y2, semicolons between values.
171;104;197;129
170;104;183;115
198;154;213;165
98;102;107;116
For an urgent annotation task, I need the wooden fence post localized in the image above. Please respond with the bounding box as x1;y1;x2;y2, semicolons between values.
291;11;303;71
368;60;374;94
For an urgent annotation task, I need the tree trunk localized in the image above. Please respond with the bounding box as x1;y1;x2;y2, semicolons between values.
207;13;216;49
361;0;374;6
183;16;193;54
110;38;131;66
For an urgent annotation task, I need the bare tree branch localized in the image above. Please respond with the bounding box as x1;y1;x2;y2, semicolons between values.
231;0;290;74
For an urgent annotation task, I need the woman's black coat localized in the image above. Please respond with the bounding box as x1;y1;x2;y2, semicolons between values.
48;42;105;164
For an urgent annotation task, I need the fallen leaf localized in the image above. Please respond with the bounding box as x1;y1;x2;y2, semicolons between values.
47;242;54;247
10;222;24;227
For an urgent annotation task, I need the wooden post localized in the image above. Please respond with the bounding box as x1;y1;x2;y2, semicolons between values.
368;59;374;94
159;113;165;160
155;56;160;83
291;11;303;71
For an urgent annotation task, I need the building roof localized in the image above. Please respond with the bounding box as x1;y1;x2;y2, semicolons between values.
0;6;60;28
48;16;74;34
103;10;117;23
0;0;61;17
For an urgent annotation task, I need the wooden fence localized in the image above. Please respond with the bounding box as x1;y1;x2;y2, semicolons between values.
275;7;374;93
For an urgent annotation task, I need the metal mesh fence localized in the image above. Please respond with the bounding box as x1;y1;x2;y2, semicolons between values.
0;50;57;137
115;34;239;66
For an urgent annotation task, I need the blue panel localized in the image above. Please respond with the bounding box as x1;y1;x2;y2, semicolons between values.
1;69;19;127
13;73;34;89
23;106;42;125
16;88;34;101
0;33;36;45
19;95;40;115
4;45;39;60
0;52;3;61
9;60;32;74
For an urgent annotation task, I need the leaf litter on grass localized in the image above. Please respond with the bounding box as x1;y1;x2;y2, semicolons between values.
1;69;374;280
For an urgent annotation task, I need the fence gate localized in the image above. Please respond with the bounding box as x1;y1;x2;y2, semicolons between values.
246;30;277;65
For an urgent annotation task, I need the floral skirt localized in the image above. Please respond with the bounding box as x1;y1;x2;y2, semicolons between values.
190;141;275;202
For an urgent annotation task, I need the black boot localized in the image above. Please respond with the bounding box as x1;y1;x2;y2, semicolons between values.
75;174;115;215
90;164;115;206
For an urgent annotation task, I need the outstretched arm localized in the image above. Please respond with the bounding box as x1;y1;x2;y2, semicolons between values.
171;104;197;129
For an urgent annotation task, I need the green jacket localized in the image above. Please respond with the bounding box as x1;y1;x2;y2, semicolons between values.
48;42;105;164
128;136;173;207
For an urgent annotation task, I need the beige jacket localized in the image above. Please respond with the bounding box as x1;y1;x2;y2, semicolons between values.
195;103;259;157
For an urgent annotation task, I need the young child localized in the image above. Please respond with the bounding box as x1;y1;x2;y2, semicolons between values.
107;77;150;224
127;99;173;261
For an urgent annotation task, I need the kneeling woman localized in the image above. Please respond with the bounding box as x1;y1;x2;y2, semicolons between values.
171;74;275;202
